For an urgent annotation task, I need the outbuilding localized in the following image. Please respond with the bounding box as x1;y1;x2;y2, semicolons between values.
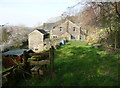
28;29;50;52
2;49;33;68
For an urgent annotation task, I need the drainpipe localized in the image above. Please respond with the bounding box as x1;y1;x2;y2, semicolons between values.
66;20;69;33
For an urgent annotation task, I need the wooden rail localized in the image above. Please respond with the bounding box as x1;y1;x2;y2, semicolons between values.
1;65;18;76
29;52;49;56
1;46;55;79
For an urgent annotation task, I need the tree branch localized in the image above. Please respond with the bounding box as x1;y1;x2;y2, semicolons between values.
114;2;120;18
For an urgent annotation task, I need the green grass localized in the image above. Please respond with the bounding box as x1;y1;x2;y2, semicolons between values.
69;41;86;43
17;41;120;86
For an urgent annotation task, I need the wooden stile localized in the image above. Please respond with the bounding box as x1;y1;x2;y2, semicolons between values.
29;53;49;56
30;60;50;66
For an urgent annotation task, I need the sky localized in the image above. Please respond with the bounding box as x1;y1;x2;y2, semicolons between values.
0;0;79;27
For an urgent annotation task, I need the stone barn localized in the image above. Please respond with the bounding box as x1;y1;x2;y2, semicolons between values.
28;29;50;52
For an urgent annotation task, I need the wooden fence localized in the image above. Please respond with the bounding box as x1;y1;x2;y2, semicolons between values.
1;45;56;86
1;37;64;86
1;65;18;76
23;46;54;76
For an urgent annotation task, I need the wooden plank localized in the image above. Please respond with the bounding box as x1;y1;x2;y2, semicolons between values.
1;65;18;76
31;66;45;76
29;53;49;56
31;66;40;72
30;60;50;66
31;66;41;78
38;69;44;75
30;61;39;65
39;60;50;65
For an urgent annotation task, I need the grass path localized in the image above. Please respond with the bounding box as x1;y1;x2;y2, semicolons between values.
17;41;120;86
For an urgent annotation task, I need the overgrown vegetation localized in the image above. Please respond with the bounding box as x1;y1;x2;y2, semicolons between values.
61;1;120;49
16;41;120;86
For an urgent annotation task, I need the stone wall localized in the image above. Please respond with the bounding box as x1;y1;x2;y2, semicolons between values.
28;30;44;52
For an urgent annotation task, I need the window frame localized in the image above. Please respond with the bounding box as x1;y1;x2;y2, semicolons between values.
73;27;76;31
60;27;62;31
71;35;76;39
53;35;58;38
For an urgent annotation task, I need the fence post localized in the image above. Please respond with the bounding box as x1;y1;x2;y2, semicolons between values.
49;46;55;78
23;51;28;69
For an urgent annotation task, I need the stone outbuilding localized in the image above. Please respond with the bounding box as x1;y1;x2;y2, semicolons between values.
28;29;50;52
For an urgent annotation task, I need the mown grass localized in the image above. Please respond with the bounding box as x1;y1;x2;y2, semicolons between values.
17;41;120;86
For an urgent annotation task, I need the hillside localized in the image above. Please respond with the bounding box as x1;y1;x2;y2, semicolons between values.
16;41;120;86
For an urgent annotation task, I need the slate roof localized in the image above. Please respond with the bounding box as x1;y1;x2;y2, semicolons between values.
3;49;32;55
43;23;60;32
37;29;49;35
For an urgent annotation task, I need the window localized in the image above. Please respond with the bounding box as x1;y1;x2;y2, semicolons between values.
80;35;81;39
71;35;75;39
60;27;62;31
53;26;55;29
53;36;57;38
73;27;76;31
35;48;38;51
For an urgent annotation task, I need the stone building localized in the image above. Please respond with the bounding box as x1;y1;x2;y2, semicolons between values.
50;20;86;41
28;29;50;52
28;20;87;52
43;23;60;33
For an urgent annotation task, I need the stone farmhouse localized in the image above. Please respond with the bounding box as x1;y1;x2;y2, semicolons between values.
50;20;87;41
28;20;87;52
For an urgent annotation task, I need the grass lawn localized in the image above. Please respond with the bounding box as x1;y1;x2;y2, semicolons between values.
68;41;87;43
17;41;120;86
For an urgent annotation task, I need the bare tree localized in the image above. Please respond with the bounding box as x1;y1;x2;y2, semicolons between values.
0;25;31;51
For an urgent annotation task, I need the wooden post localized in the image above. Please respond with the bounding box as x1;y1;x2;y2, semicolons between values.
18;55;21;63
49;46;55;78
23;51;28;68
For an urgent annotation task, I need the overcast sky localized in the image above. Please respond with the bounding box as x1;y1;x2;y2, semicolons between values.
0;0;79;27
